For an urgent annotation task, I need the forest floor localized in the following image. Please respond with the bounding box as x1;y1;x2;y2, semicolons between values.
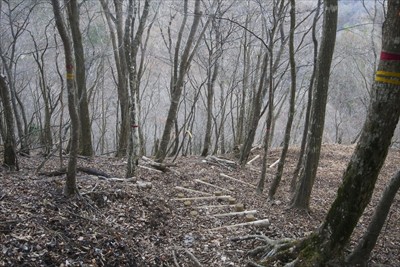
0;144;399;267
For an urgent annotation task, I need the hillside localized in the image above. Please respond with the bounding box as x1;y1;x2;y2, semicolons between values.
1;144;399;266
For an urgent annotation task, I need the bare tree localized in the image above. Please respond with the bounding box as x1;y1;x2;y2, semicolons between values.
268;0;297;199
155;0;212;162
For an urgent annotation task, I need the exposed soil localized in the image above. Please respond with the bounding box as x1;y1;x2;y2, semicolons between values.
1;144;399;266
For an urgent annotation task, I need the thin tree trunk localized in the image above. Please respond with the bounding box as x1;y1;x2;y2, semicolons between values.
156;0;206;162
291;0;338;210
291;0;321;192
347;170;400;266
269;0;296;199
66;0;93;157
52;0;79;197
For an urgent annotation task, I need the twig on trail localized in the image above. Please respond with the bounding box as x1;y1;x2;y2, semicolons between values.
180;247;203;267
172;249;180;267
247;261;265;267
35;142;63;174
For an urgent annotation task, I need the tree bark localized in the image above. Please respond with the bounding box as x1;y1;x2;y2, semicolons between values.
52;0;80;197
294;1;400;264
291;0;338;210
347;170;400;266
66;0;93;157
126;0;150;178
291;0;321;192
0;75;18;169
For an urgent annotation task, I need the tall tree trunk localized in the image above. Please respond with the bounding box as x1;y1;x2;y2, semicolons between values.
66;0;93;157
269;0;296;199
291;0;321;192
126;0;150;177
239;53;268;165
201;53;219;156
0;75;18;169
347;170;400;266
291;0;338;210
257;53;275;193
52;0;79;197
294;1;400;263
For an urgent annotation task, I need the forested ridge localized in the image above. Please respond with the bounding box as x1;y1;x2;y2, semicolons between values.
1;0;400;266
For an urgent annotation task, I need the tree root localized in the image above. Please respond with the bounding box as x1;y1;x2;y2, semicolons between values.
232;234;302;266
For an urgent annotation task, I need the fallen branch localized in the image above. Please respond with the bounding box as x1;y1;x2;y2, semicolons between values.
138;165;163;173
142;156;178;173
95;177;137;182
38;166;111;178
171;195;231;201
220;173;256;188
209;219;270;231
175;186;212;196
204;155;237;169
212;210;257;218
193;204;236;209
194;179;232;193
174;247;203;267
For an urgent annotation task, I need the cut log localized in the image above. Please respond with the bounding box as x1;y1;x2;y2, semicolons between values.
142;156;178;173
246;155;260;165
219;173;256;188
269;159;280;168
171;195;231;201
193;204;237;209
194;179;232;193
175;186;212;196
212;210;257;218
209;219;270;231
